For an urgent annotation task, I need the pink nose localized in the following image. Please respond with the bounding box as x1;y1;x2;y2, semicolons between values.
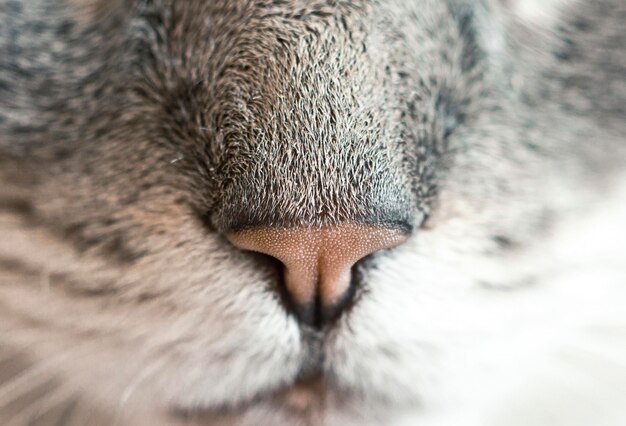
227;223;408;326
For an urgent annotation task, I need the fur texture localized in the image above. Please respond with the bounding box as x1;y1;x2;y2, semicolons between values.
0;0;625;424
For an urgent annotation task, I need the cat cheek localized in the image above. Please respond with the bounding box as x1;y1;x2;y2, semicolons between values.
420;190;480;231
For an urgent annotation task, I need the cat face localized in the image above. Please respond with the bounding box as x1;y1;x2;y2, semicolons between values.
1;0;623;425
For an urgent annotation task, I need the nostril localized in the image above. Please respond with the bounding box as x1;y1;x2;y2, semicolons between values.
227;223;409;328
245;250;285;288
238;251;319;327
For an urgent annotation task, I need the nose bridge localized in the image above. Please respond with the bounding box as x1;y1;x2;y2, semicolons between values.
227;223;409;326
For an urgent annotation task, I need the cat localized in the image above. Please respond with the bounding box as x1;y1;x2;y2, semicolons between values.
0;0;625;425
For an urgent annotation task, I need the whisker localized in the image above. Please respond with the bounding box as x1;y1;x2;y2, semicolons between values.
0;344;97;408
112;354;169;426
4;381;76;426
0;359;63;407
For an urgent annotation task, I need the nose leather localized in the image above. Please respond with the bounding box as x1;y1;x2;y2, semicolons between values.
227;223;408;321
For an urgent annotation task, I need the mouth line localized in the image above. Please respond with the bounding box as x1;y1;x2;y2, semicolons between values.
170;373;330;422
170;332;329;419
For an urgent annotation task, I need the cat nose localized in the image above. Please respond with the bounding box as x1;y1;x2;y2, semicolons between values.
227;223;409;327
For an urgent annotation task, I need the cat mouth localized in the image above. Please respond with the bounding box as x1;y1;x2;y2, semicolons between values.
171;373;330;422
170;335;331;421
262;374;327;413
257;332;329;409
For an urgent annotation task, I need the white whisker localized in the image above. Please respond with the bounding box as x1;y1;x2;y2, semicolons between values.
112;355;168;426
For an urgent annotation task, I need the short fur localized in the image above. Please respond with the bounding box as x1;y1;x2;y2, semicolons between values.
0;0;625;425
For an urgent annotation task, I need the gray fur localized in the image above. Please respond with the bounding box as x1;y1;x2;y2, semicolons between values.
0;0;625;425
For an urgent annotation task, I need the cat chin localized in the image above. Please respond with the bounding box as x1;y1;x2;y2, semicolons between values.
163;371;423;426
157;321;425;413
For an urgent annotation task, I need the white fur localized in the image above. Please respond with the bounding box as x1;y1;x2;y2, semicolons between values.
328;176;626;425
506;0;577;28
